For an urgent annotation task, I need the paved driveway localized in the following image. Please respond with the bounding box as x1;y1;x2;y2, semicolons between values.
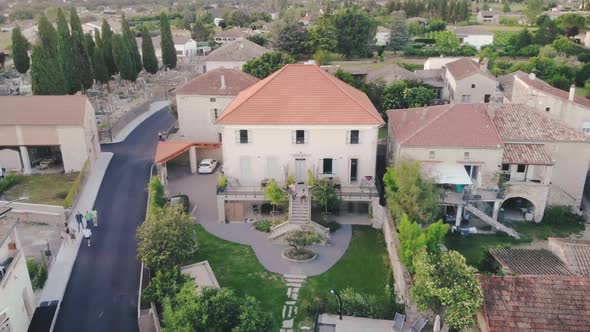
167;165;352;276
54;108;175;332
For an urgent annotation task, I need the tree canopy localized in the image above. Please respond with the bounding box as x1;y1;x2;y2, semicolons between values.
243;51;296;79
273;19;308;57
160;12;177;69
398;214;448;273
382;80;436;110
388;11;409;52
11;26;30;74
101;19;117;75
56;8;81;95
332;7;376;59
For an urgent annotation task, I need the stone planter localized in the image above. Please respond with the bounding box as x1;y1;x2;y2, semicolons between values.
281;248;317;263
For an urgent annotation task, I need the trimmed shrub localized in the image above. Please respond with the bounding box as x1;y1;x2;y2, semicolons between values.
0;173;23;195
254;220;272;233
27;259;48;290
63;160;88;208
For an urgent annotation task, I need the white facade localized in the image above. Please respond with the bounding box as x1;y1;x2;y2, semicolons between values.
177;95;234;142
443;71;497;103
375;30;390;46
0;226;36;332
203;60;247;72
220;125;380;185
424;57;479;70
456;33;494;50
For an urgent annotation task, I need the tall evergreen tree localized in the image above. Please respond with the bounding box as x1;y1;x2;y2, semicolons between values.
121;14;142;74
37;15;58;57
11;26;30;74
69;7;83;35
84;32;96;64
141;27;159;74
112;34;138;82
56;8;81;94
31;44;65;95
92;31;110;86
389;11;409;53
101;19;118;75
73;31;93;91
159;13;177;69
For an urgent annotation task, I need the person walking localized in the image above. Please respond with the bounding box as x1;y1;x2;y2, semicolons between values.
85;211;93;229
83;228;92;247
91;209;98;227
75;212;84;232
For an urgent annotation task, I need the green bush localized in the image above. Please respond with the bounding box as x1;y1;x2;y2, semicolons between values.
143;267;189;305
324;287;398;319
148;176;166;211
27;259;47;290
254;220;272;233
0;173;23;194
63;160;88;208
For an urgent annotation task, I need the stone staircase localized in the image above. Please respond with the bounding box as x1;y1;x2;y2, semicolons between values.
289;189;311;224
465;203;520;239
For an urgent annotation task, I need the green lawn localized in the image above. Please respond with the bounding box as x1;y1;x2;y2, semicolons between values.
295;226;393;328
1;173;78;205
191;225;287;331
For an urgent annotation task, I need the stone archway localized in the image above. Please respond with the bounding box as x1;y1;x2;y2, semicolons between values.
501;196;544;222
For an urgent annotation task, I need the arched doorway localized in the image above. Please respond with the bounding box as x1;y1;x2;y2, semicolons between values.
500;197;535;221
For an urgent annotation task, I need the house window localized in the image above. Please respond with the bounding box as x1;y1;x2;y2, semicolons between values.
464;152;470;160
294;130;306;144
546;107;551;112
210;97;216;102
583;122;590;135
471;84;476;88
461;95;471;102
213;109;219;119
238;130;249;144
347;130;360;144
517;164;526;173
501;164;510;171
322;158;333;174
429;151;435;159
218;133;223;142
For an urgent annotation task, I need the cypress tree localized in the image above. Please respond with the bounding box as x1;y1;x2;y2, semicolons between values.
56;8;81;94
141;27;158;74
11;26;30;74
112;34;138;82
69;7;83;35
92;32;110;86
73;31;93;91
37;15;58;57
121;14;142;75
101;19;118;75
31;44;66;95
84;32;95;64
160;13;177;69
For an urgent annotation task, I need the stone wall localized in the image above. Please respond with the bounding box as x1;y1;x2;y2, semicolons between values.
381;208;411;303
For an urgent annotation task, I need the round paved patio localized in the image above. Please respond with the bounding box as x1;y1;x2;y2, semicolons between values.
166;165;352;276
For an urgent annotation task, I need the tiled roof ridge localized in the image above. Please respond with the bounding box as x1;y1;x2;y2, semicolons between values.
215;64;290;124
396;104;455;145
315;65;384;124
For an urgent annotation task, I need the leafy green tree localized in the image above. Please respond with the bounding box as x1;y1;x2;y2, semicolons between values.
535;17;560;45
11;26;30;74
312;178;340;223
121;14;142;74
191;19;214;42
141;27;159;74
243;51;296;79
273;19;308;56
411;251;483;331
285;227;322;255
149;177;167;209
435;30;460;54
31;44;66;95
37;15;58;57
525;0;544;24
136;204;197;271
503;2;511;13
556;13;586;37
112;34;138;82
403;86;436;108
398;214;448;273
224;10;252;27
233;296;274;332
247;34;267;46
332;7;376;59
382;80;436;109
72;31;93;91
388;11;409;53
306;15;337;54
160;13;177;69
428;19;446;32
101;19;118;75
143;267;190;304
383;161;439;224
263;178;287;220
313;49;333;65
56;8;80;95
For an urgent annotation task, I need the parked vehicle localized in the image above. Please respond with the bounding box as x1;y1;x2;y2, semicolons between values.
198;159;218;174
169;194;190;213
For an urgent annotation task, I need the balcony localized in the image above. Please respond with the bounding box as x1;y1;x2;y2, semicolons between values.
0;252;18;287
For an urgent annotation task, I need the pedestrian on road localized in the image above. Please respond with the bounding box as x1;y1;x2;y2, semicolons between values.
65;226;71;244
83;228;92;247
75;212;84;232
158;132;163;141
85;211;93;229
92;209;98;227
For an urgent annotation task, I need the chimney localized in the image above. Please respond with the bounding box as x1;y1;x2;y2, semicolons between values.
569;84;576;102
220;75;226;90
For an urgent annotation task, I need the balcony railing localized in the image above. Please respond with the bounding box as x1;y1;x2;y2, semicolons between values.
217;185;265;198
0;254;16;286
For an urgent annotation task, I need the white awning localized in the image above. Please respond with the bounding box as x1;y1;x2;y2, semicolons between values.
423;163;472;185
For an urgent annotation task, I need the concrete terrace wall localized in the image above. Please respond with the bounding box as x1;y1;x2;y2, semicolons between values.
382;211;411;303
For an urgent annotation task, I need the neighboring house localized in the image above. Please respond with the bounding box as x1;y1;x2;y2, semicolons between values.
423;56;479;70
499;71;590;134
82;19;121;37
175;68;259;143
375;26;390;46
324;64;415;86
548;237;590;276
136;35;211;60
478;275;590;331
0;221;36;332
215;64;385;222
449;26;494;50
213;27;252;44
489;248;576;275
202;39;269;73
442;58;497;103
0;96;101;174
386;103;589;226
477;9;501;24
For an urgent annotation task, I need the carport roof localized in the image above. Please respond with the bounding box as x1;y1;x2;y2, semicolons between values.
0;96;87;125
155;141;221;164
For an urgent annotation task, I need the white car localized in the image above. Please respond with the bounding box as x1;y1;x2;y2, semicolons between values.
198;159;218;174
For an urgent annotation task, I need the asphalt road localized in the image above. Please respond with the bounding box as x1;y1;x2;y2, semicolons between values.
54;108;175;332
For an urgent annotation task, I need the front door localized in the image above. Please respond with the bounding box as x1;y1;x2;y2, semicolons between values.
295;159;306;183
350;159;358;183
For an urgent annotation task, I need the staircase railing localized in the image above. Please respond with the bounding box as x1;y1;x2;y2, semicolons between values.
465;203;520;239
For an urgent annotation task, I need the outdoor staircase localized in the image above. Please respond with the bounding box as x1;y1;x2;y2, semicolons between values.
289;185;311;224
464;203;520;239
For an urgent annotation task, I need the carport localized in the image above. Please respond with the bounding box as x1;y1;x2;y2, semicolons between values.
154;141;221;184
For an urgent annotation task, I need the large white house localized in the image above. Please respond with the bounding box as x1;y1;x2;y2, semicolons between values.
450;26;494;50
375;26;390;46
202;39;269;73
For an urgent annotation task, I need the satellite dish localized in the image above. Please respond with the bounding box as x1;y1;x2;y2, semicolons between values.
529;73;536;80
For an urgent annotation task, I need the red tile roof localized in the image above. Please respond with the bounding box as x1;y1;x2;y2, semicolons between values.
502;143;553;165
489;248;574;275
549;238;590;277
492;104;588;142
0;96;87;125
175;69;258;96
155;141;221;164
444;58;495;80
387;104;503;148
479;275;590;332
515;72;590;108
215;64;384;125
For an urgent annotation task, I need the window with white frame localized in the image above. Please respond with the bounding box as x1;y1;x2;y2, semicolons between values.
429;151;435;159
583;122;590;135
293;130;307;144
346;130;360;144
464;151;470;160
236;130;250;144
322;158;334;174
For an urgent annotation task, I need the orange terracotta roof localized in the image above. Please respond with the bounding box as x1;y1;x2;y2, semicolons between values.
0;95;87;125
502;143;553;165
515;72;590;108
175;69;259;96
155;141;221;164
444;58;495;80
215;64;384;125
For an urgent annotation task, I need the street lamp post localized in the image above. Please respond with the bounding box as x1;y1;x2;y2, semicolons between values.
330;289;343;320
